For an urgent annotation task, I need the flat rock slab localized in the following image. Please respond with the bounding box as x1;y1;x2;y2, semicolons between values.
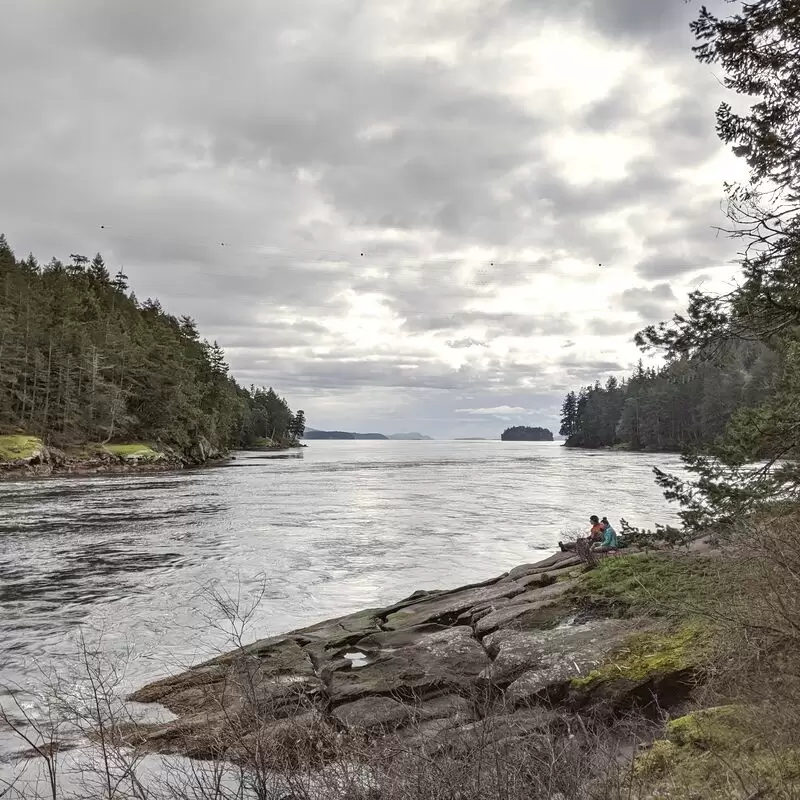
295;608;384;649
474;598;571;638
333;696;414;731
431;708;564;757
483;618;630;686
383;583;524;630
472;581;579;636
333;692;475;734
506;554;582;580
129;638;320;716
329;626;491;703
352;623;451;653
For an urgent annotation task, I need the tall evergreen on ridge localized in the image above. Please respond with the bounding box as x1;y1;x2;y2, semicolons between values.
0;236;298;452
559;391;578;439
291;409;306;440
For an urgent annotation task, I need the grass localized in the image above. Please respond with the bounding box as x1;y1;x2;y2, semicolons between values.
0;434;44;461
568;552;727;619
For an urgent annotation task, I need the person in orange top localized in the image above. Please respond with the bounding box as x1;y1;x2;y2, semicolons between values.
588;515;605;543
559;515;604;552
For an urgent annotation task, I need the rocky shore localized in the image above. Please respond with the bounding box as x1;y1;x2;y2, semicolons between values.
128;546;714;775
0;435;230;479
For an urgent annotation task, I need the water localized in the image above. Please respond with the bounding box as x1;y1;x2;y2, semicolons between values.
0;440;684;764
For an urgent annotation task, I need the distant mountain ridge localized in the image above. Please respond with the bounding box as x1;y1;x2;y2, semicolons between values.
303;429;432;441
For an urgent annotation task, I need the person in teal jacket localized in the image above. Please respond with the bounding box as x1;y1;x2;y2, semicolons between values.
593;516;618;551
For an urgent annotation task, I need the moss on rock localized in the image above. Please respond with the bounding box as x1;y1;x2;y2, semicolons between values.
0;434;44;461
632;705;800;799
666;705;746;749
103;443;163;461
570;623;710;690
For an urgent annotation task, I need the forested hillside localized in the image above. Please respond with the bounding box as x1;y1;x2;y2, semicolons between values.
0;235;301;454
559;343;780;451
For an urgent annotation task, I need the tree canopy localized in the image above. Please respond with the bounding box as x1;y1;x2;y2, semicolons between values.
559;345;779;452
634;0;800;527
500;426;553;442
0;236;299;453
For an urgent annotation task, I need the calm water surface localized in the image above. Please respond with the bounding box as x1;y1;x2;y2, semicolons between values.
0;440;684;762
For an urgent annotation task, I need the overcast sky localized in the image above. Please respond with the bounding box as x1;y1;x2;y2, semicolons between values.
1;0;745;438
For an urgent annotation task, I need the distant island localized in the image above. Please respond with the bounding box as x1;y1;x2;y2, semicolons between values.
303;430;432;441
500;426;554;442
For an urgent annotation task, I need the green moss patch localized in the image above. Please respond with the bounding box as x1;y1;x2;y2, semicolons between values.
666;705;747;749
103;443;162;461
569;553;726;619
632;706;800;799
0;435;44;461
571;623;710;689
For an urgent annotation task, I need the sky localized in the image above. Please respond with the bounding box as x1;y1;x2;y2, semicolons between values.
0;0;747;439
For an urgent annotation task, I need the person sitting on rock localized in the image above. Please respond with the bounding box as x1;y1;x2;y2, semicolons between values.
559;515;604;552
592;517;619;552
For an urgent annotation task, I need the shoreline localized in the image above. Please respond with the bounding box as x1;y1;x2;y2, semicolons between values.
127;541;714;768
0;440;303;481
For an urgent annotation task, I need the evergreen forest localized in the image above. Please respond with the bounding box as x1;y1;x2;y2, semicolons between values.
558;343;780;452
0;235;304;454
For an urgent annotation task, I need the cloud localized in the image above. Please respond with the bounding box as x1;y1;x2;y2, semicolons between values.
616;282;679;323
456;406;529;416
446;337;488;349
0;0;744;437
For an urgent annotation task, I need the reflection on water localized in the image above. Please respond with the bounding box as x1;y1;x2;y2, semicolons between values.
0;441;684;761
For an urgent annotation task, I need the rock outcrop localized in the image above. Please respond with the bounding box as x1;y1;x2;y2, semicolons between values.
0;434;229;479
128;550;707;767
